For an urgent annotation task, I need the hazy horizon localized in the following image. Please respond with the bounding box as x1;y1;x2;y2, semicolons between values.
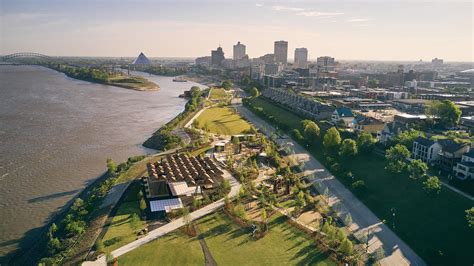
1;0;473;61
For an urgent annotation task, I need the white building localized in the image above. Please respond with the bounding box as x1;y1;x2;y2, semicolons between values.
233;41;246;60
274;40;288;64
294;48;308;69
453;151;474;180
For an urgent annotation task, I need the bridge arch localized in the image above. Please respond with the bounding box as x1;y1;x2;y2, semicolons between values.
1;52;53;61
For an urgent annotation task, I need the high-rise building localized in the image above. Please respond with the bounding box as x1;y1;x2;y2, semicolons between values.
274;40;288;64
233;41;246;60
294;48;308;69
432;58;443;67
211;46;225;66
316;56;335;72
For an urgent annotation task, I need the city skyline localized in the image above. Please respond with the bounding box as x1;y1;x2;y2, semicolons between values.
1;0;473;61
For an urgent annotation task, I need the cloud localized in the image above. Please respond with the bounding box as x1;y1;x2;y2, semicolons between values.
272;5;305;12
346;17;374;22
296;11;344;17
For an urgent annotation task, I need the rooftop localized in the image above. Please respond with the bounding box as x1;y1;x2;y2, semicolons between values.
146;154;224;198
438;139;469;153
335;107;354;117
414;136;435;147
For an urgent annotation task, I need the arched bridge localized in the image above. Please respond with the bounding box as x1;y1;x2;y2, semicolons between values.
1;52;54;62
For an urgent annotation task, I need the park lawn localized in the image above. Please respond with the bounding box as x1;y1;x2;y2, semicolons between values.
118;231;204;266
246;96;474;265
247;97;303;130
196;107;252;135
209;88;229;101
198;211;335;266
329;153;474;265
101;184;146;253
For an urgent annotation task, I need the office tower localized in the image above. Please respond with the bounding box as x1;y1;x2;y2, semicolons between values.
294;48;308;69
211;46;225;66
274;40;288;64
233;41;246;60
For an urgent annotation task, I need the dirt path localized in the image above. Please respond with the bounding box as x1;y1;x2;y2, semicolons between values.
195;224;217;266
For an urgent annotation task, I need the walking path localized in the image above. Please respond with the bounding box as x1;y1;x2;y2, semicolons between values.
235;104;425;266
440;180;474;201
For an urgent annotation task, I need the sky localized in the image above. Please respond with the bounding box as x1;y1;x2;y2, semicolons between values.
1;0;473;61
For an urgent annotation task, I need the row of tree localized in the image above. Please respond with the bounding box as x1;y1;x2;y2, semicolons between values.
40;156;143;264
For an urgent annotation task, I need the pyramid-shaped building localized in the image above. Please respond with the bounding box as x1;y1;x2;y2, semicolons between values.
132;52;151;65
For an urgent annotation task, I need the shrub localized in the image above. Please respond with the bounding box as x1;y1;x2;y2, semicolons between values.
351;180;366;193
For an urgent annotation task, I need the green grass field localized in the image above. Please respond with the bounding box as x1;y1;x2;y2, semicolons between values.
118;231;204;265
101;183;146;253
198;211;335;265
209;88;229;101
246;96;474;265
247;97;303;130
196;107;251;135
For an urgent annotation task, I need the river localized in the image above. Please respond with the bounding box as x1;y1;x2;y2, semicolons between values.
0;65;205;261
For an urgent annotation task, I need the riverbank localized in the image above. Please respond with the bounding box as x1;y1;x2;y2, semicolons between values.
182;73;221;87
48;65;160;91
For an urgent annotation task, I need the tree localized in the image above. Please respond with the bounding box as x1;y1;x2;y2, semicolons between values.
47;223;58;240
426;100;462;128
385;144;410;173
339;139;358;157
106;158;117;174
336;228;346;243
190;86;201;98
233;204;246;219
71;198;88;218
47;237;62;255
395;129;424;149
249;87;260;97
356;133;376;154
466;207;474;228
423;176;442;194
339;238;354;256
95;239;104;253
130;213;141;232
261;209;268;223
408;159;428;180
323;127;342;153
139;198;147;213
292;129;304;141
65;220;86;235
221;80;233;90
303;120;320;141
181;207;192;227
296;191;306;208
220;179;231;194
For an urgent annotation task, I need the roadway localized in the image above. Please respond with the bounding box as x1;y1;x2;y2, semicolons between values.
235;103;425;266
